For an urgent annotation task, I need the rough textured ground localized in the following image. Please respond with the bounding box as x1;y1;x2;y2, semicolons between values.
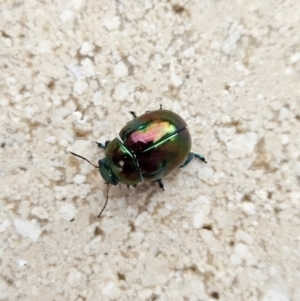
1;1;300;300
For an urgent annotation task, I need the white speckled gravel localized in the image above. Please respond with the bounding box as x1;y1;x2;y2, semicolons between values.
1;1;300;300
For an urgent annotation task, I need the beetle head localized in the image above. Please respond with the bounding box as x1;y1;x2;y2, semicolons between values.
98;158;119;185
69;151;113;218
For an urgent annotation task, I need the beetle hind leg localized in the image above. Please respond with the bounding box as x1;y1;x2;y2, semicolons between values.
153;179;165;191
180;152;207;168
194;152;207;163
95;140;110;149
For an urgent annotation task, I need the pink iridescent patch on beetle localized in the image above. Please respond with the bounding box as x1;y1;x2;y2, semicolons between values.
130;121;176;144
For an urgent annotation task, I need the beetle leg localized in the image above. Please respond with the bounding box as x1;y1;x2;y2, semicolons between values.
154;179;165;191
146;105;162;114
194;152;207;163
127;184;137;189
129;111;137;119
95;140;110;149
180;152;207;168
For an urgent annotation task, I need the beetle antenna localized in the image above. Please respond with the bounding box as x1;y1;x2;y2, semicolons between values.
69;151;99;168
98;184;110;218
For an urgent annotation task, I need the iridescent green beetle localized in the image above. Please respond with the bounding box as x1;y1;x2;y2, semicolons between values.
70;107;206;217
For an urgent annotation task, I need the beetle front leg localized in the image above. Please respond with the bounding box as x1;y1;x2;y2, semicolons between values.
154;179;165;191
95;140;110;149
129;111;137;119
180;152;207;168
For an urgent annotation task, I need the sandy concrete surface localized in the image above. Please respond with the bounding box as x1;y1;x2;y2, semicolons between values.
1;0;300;300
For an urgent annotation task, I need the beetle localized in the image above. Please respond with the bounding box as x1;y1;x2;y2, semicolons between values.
70;106;207;217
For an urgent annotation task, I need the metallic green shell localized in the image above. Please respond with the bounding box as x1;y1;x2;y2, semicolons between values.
103;109;191;185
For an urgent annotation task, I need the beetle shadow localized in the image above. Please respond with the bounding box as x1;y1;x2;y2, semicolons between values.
105;182;164;216
109;181;161;197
